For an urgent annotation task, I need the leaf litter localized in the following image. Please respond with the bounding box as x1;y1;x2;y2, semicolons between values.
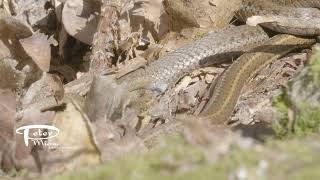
0;0;319;178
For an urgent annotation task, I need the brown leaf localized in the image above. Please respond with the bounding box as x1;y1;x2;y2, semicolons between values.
0;89;16;172
129;0;163;41
15;110;56;172
0;39;11;59
163;0;199;31
62;0;99;44
13;0;51;27
83;75;147;161
0;9;33;39
0;58;26;89
116;56;147;79
94;124;147;162
40;96;100;173
22;73;64;109
20;32;51;72
84;75;137;122
0;89;16;146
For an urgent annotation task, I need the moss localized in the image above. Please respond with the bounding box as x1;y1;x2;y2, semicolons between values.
264;137;320;180
272;99;320;138
272;50;320;138
195;32;207;39
50;137;209;180
47;137;262;180
309;50;320;87
292;104;320;136
271;89;290;138
291;164;320;180
3;168;29;178
46;135;320;180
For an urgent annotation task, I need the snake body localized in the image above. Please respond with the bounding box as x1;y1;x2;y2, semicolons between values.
121;0;320;125
199;34;315;122
198;0;319;123
238;0;320;35
119;25;269;92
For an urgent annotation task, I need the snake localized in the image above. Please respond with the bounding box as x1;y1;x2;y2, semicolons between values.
117;0;320;127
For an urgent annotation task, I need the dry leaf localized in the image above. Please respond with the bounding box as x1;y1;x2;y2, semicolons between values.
62;0;99;44
0;89;17;172
94;124;147;162
132;0;163;32
0;89;16;141
0;58;26;89
14;0;50;27
0;0;10;13
15;109;56;172
119;0;163;44
83;75;147;161
20;32;51;72
162;0;199;31
41;97;101;173
50;64;77;83
84;75;136;122
0;39;11;59
174;76;192;92
0;9;33;39
0;89;16;149
22;73;64;109
116;56;147;78
0;89;16;172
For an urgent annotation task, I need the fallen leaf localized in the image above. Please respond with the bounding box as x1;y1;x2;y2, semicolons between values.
0;9;33;39
0;89;16;145
40;96;101;173
0;58;26;89
62;0;99;44
0;39;11;59
14;0;51;27
21;73;64;109
15;109;56;172
116;56;147;79
20;32;51;72
0;89;16;172
83;75;147;161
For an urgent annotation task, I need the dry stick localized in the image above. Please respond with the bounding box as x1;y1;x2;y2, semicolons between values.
90;0;131;73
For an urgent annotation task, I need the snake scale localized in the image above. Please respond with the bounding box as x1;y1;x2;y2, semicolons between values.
118;0;320;127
